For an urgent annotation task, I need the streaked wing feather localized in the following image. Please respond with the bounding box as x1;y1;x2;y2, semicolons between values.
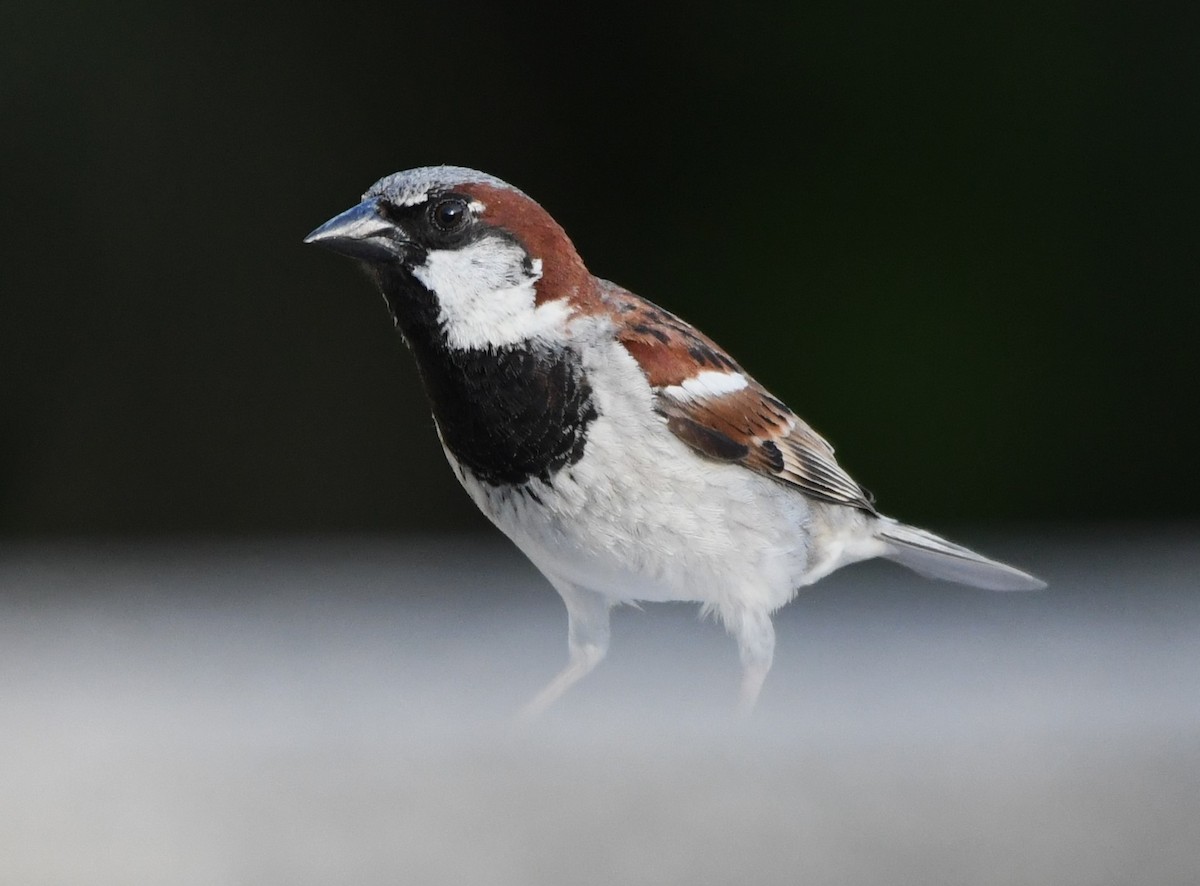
659;386;876;512
600;281;876;514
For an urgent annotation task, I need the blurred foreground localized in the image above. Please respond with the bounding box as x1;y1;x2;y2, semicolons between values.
1;529;1197;885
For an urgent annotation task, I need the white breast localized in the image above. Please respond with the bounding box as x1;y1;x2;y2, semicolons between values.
440;319;820;615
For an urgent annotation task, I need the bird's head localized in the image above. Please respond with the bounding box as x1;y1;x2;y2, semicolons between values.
305;166;590;351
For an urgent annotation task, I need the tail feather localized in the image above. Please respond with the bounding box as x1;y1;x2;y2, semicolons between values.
876;519;1046;591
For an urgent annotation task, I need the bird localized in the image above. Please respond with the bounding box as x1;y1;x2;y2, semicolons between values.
305;165;1045;716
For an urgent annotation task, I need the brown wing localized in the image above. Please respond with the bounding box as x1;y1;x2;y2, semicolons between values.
599;280;877;514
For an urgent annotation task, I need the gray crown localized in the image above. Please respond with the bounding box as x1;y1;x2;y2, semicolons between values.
364;166;524;207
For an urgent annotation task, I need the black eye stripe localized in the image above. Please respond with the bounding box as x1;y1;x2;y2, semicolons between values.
377;200;413;224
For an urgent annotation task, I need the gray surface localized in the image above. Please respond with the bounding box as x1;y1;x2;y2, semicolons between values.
1;530;1198;885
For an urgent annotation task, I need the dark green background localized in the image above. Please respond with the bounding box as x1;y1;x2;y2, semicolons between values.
3;1;1197;536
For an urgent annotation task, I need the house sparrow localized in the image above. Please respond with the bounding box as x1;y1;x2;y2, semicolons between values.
305;166;1044;716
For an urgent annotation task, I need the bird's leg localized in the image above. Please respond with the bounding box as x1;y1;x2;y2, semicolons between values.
728;606;776;715
518;579;611;721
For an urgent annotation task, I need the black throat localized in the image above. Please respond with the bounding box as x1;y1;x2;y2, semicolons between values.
377;268;598;487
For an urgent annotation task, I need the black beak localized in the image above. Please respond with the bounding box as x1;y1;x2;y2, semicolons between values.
304;198;411;263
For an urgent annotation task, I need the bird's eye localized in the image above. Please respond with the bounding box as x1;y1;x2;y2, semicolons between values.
430;198;469;232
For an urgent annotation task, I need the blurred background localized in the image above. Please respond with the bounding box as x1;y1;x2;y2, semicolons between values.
4;0;1197;535
2;3;1198;884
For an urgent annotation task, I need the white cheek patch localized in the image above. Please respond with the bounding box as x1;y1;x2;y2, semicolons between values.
663;370;749;401
412;238;571;350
